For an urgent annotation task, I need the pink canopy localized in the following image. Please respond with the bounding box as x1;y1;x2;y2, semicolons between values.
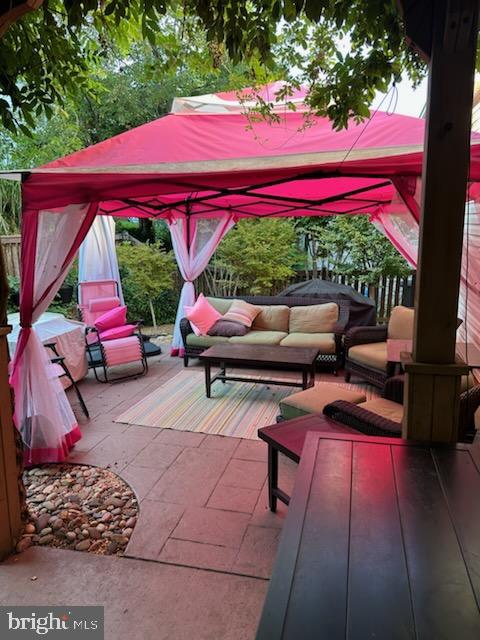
4;82;480;464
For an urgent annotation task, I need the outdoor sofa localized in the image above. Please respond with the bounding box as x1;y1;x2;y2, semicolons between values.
180;295;350;373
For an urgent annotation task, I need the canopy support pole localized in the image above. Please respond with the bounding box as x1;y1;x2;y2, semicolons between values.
402;0;479;442
0;242;23;559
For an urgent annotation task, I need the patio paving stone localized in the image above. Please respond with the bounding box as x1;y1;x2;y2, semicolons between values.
200;433;241;453
171;506;251;549
132;440;184;468
158;538;238;572
156;429;206;447
233;438;268;462
120;464;169;501
233;525;282;579
249;481;289;530
207;484;261;514
0;547;267;640
125;499;184;560
147;446;233;506
219;458;268;491
70;429;110;453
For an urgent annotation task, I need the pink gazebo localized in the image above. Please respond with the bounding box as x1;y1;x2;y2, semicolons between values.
3;83;480;464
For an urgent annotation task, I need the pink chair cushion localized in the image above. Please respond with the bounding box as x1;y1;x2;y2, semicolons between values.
94;305;127;333
99;324;137;341
185;293;222;336
103;336;143;366
88;296;121;312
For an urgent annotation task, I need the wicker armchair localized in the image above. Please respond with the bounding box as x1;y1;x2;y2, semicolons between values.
344;306;414;388
324;374;479;443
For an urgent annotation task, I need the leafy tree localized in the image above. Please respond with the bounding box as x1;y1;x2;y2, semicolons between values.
211;218;302;295
116;242;176;327
312;214;412;285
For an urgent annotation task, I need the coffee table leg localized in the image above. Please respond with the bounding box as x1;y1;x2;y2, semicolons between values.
310;364;315;388
302;368;308;390
268;444;278;512
220;361;226;383
205;363;211;398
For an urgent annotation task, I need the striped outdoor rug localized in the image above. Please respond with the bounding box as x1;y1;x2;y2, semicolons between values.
114;369;377;440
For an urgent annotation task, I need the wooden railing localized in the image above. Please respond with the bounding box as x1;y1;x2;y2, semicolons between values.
0;235;20;279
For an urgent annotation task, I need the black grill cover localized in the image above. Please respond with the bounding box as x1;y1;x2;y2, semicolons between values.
279;279;376;329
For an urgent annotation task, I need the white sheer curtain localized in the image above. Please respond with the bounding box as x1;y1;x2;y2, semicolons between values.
10;202;97;465
78;215;124;303
168;214;236;355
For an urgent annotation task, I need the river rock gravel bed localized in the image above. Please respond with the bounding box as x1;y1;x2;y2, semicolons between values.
17;464;138;556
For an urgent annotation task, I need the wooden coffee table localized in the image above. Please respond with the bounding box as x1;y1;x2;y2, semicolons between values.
199;344;319;398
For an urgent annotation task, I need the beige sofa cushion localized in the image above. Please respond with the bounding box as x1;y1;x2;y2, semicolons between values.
186;334;229;347
280;332;336;354
229;330;287;345
252;305;290;332
387;305;415;340
206;297;233;315
348;342;388;372
289;303;338;334
358;398;403;423
280;383;366;420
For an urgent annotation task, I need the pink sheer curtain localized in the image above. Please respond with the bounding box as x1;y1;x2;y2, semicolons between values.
10;202;98;465
168;214;236;355
370;180;419;268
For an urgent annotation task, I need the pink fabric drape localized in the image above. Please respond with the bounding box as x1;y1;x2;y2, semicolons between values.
168;215;236;355
10;202;98;465
371;181;419;268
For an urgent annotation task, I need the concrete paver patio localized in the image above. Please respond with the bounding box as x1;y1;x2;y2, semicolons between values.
0;351;301;638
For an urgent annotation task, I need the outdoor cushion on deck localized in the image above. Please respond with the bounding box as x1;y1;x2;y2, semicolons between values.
229;330;288;345
348;342;388;372
289;302;339;333
186;334;230;347
358;398;404;423
279;383;366;421
387;305;415;340
252;305;290;332
280;332;336;353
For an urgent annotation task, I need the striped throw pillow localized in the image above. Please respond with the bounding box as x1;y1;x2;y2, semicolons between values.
223;299;261;328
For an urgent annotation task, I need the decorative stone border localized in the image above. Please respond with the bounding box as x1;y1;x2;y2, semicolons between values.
17;464;138;556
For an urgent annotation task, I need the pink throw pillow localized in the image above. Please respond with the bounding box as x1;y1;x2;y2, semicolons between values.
94;305;127;332
185;293;222;336
99;324;136;341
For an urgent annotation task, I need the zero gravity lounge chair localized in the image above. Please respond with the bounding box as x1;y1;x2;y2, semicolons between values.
78;279;148;383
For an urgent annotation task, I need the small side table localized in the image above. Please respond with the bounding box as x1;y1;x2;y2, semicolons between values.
258;413;356;511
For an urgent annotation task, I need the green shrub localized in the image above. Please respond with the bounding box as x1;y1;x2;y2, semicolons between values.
116;242;177;327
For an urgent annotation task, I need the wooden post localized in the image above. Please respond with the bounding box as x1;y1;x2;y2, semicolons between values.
403;1;479;442
0;242;22;558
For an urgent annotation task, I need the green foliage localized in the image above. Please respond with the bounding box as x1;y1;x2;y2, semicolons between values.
116;242;176;325
214;218;301;294
307;214;412;284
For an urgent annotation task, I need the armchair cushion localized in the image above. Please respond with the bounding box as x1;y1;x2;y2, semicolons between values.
289;302;338;334
358;398;403;423
347;342;388;371
387;305;415;340
280;332;336;353
280;383;366;421
186;334;229;347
